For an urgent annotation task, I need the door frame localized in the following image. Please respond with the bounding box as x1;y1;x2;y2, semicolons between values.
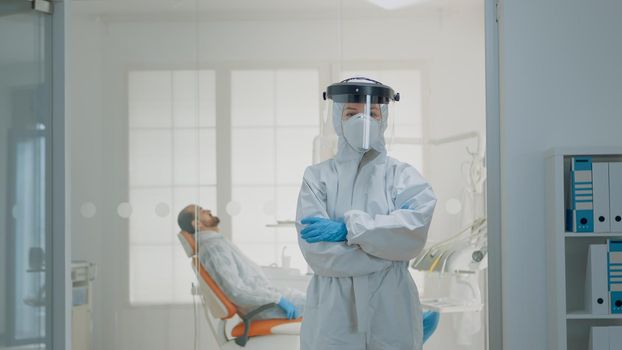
48;0;503;348
485;0;502;349
51;1;68;349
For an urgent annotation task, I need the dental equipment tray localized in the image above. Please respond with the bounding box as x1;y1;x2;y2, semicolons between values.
420;298;483;313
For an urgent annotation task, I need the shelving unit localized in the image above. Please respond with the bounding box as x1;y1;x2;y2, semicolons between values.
564;233;622;238
546;147;622;350
566;311;622;320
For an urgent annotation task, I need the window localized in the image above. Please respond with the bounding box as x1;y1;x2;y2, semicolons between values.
230;70;319;273
127;67;424;304
128;70;216;304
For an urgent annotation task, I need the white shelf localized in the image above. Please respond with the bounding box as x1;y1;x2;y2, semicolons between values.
566;311;622;320
564;232;622;238
546;147;622;158
546;152;622;350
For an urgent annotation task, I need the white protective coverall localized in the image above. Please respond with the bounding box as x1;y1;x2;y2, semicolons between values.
197;230;305;319
296;103;437;350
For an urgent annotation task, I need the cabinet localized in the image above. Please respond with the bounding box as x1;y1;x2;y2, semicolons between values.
546;148;622;350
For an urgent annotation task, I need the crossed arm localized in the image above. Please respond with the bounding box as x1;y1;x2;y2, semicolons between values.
296;165;436;277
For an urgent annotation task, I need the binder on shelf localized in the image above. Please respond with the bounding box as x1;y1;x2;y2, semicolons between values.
608;240;622;314
610;162;622;232
566;156;594;232
612;330;622;349
589;327;607;350
593;162;610;232
585;244;609;315
589;326;622;350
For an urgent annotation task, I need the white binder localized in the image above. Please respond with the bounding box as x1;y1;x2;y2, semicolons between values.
610;162;622;232
593;162;610;232
610;327;622;347
585;244;608;315
589;327;608;350
589;326;622;350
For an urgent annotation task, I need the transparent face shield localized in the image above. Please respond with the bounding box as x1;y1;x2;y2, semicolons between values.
340;99;383;151
323;77;399;152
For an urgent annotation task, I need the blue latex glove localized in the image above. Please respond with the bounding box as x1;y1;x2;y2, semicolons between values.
423;311;440;343
277;297;300;320
300;217;347;243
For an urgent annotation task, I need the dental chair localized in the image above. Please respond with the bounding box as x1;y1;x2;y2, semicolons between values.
178;231;302;350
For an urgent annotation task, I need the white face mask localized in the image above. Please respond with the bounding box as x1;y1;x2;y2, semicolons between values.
341;113;380;152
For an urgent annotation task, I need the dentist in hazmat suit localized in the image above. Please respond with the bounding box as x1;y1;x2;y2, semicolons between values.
296;78;437;350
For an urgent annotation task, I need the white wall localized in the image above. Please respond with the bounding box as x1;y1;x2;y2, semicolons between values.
69;2;485;349
499;0;622;349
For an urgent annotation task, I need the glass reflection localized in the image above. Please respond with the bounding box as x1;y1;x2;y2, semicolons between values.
1;1;52;348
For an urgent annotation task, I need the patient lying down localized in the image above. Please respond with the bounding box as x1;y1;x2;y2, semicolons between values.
178;204;305;320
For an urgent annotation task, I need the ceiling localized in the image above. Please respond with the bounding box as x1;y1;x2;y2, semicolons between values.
71;0;482;21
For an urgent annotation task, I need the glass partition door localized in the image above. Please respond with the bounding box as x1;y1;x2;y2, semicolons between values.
0;1;52;348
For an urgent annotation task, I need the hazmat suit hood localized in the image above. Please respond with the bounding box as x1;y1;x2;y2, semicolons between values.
332;102;389;162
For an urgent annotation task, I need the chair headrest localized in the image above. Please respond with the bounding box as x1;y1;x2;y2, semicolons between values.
178;231;196;257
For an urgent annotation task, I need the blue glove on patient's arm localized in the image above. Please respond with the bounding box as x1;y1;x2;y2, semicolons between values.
277;297;300;319
300;217;347;243
423;311;440;343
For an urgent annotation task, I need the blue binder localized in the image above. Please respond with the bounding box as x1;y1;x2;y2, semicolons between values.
608;240;622;314
566;156;594;232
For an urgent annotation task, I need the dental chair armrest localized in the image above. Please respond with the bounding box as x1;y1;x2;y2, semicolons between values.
234;303;278;347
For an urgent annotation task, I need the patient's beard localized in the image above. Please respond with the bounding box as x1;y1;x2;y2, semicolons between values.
210;216;220;227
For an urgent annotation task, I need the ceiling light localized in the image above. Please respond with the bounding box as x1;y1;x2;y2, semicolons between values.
366;0;432;10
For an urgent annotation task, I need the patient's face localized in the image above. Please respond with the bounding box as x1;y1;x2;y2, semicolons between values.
188;205;220;229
